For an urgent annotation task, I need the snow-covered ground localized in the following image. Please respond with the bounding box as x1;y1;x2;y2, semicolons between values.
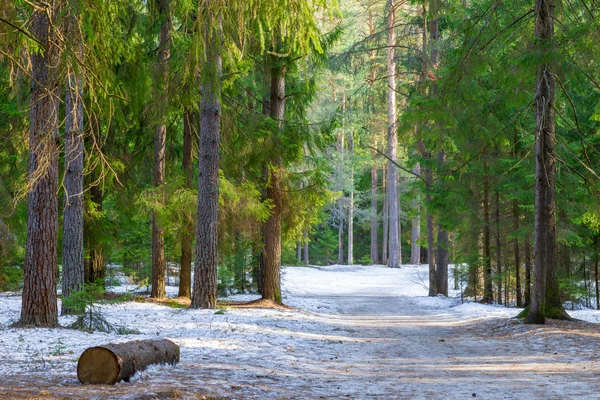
1;264;600;399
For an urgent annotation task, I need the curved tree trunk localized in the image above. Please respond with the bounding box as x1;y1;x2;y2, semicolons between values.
151;0;172;299
62;13;85;316
192;5;221;309
19;6;61;327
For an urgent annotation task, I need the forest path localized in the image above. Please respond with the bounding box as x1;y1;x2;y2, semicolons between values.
1;265;600;399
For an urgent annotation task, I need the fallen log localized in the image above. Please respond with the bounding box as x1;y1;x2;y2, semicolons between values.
77;338;180;384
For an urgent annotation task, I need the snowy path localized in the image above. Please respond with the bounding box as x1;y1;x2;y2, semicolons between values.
1;265;600;399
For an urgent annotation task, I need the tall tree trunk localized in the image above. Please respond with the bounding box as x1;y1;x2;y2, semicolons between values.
436;217;448;296
262;65;286;303
524;234;532;307
367;12;379;266
382;166;388;265
337;212;344;264
61;13;85;316
386;0;400;268
482;161;493;303
179;110;195;298
526;0;569;323
410;162;421;265
256;63;271;293
371;163;379;264
595;244;599;310
495;190;502;305
151;0;172;299
514;200;522;307
303;230;309;265
192;5;221;309
430;1;448;293
19;6;60;327
418;3;436;290
348;128;354;265
427;169;436;296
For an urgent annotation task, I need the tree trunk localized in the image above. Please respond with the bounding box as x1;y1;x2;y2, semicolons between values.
427;169;435;297
77;339;179;384
595;246;599;310
526;0;569;323
368;13;379;266
303;230;309;265
524;234;532;307
61;13;85;316
19;6;60;327
151;0;172;299
514;200;522;307
386;0;400;269
337;212;344;265
382;166;388;265
495;190;502;305
410;162;421;265
348;128;354;265
179;110;195;298
482;161;493;303
430;2;448;292
262;65;286;303
370;163;379;264
436;219;448;296
192;7;221;309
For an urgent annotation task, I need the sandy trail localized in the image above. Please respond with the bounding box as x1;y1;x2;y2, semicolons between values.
1;265;599;399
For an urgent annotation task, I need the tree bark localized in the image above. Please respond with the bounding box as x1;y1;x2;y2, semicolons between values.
495;190;502;305
427;168;435;296
410;162;421;265
595;245;599;310
347;127;354;265
371;163;379;264
430;2;448;292
262;65;286;303
382;166;388;265
192;6;221;309
524;234;532;307
482;161;493;303
179;110;195;298
303;230;309;265
386;0;400;268
151;0;172;299
61;13;85;316
526;0;569;323
514;200;522;307
19;6;61;327
368;12;379;266
436;216;448;296
77;339;179;384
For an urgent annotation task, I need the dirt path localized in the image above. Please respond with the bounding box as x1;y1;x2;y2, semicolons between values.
1;265;599;399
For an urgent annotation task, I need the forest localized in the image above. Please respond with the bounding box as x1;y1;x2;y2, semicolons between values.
1;0;600;397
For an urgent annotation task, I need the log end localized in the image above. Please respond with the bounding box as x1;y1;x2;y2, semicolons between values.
77;347;121;384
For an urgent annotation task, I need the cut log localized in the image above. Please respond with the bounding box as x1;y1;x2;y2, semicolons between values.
77;338;180;384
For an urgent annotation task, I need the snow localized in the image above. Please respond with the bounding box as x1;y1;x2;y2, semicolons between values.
1;264;600;399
